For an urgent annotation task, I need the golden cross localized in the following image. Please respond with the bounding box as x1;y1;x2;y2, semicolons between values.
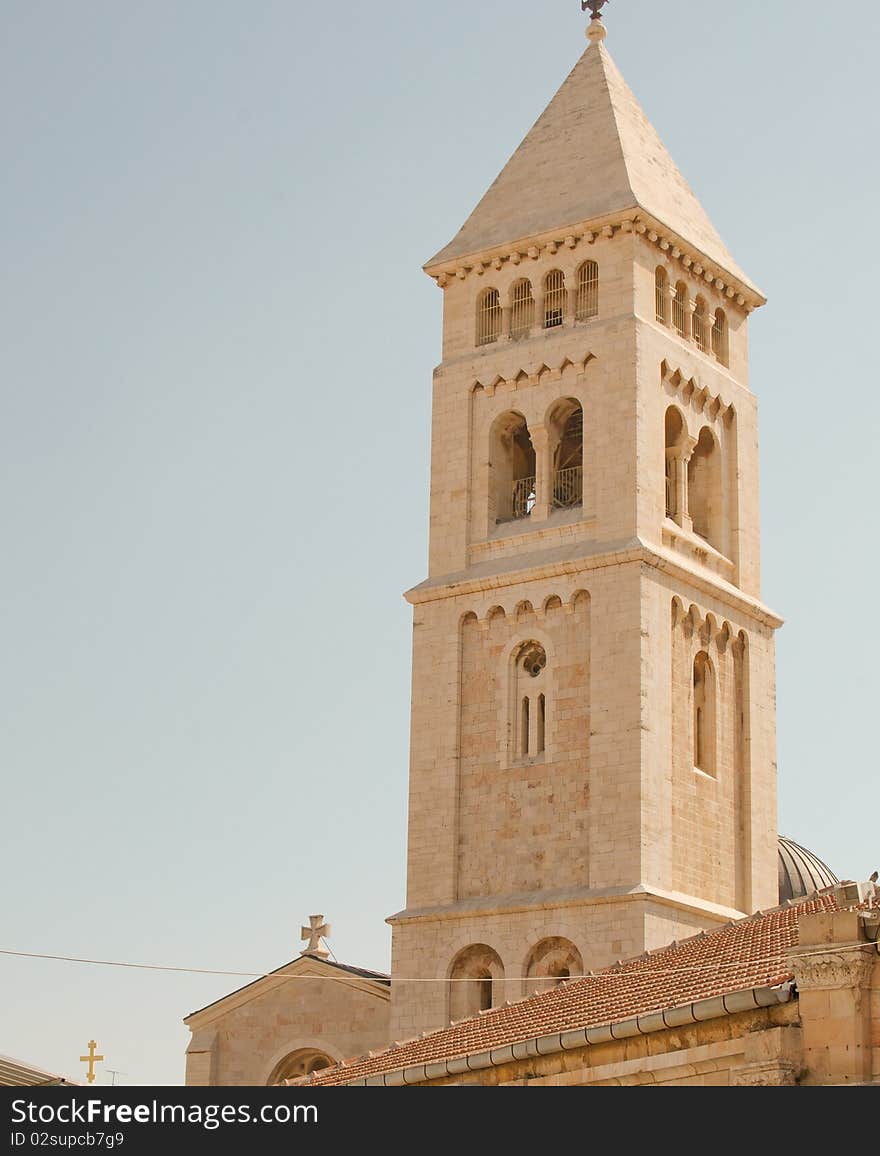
79;1040;104;1085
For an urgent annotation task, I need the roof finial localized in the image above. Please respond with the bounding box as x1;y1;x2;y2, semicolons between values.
583;0;609;42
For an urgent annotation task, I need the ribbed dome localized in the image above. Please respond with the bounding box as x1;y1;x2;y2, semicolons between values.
778;836;838;903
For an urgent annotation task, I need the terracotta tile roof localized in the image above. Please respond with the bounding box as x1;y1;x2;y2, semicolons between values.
304;893;847;1086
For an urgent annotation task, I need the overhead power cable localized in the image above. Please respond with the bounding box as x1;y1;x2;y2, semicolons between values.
0;939;874;984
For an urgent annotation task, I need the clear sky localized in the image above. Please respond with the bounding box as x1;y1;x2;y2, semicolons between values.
2;0;878;1087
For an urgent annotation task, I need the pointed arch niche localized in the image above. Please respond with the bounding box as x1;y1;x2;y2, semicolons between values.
688;426;723;551
448;944;504;1022
524;937;584;995
547;397;584;511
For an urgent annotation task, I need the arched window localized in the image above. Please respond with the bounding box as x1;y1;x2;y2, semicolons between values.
664;407;685;520
712;308;729;366
655;267;669;324
514;641;547;760
693;651;716;775
672;281;689;338
549;398;583;509
268;1049;334;1086
476;287;501;347
510;279;535;340
687;426;723;551
543;269;566;328
693;296;709;352
449;944;504;1022
490;412;536;523
575;260;599;320
524;937;584;995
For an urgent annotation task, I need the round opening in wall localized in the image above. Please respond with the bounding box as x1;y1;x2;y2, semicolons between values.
519;643;546;678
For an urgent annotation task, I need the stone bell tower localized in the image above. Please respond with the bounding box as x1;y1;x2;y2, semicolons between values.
388;11;781;1043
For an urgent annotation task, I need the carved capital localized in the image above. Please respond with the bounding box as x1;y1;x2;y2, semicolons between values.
789;947;874;992
529;423;550;450
732;1061;798;1087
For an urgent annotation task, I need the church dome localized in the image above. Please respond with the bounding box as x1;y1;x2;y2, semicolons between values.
778;836;838;903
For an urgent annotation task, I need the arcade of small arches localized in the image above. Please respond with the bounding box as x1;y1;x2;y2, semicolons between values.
460;589;590;631
476;262;599;347
655;266;729;366
448;937;585;1022
462;592;589;766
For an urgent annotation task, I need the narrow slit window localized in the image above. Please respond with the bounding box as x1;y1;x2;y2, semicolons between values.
576;261;599;320
478;973;493;1011
543;270;566;328
537;694;546;754
521;696;530;756
693;651;716;775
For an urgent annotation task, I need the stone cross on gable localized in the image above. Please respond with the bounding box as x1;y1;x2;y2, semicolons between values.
300;914;331;958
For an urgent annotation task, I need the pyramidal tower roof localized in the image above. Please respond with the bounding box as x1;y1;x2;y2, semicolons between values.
426;35;760;297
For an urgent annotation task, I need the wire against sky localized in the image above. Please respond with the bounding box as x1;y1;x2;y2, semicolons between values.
0;940;874;984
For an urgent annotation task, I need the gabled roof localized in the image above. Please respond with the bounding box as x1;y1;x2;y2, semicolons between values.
0;1054;78;1086
184;955;390;1024
426;39;758;295
301;890;859;1086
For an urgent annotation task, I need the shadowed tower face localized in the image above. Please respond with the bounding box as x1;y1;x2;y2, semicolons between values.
388;17;780;1042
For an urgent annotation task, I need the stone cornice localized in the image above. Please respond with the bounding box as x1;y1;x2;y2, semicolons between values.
386;882;747;929
423;209;765;314
404;539;783;630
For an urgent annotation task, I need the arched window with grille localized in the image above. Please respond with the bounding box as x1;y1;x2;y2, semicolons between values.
672;281;689;338
543;270;566;329
510;279;535;340
655;267;669;324
476;287;501;347
693;296;709;352
712;308;729;366
575;260;599;320
693;651;716;775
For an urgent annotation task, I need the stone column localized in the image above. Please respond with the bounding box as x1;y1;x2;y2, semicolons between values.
568;284;580;323
530;424;550;523
534;289;545;335
667;436;696;531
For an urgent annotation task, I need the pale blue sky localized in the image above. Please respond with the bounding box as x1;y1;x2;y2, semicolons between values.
2;0;877;1086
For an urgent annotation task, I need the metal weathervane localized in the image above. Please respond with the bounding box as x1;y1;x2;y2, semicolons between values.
582;0;610;19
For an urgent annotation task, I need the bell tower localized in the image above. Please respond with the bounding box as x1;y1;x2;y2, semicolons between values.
388;12;781;1042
